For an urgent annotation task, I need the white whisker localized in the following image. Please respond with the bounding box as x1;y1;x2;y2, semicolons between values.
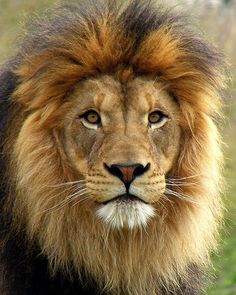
166;182;196;187
70;194;91;208
166;174;202;181
36;188;89;215
165;188;201;206
44;192;89;214
48;180;86;188
42;185;86;204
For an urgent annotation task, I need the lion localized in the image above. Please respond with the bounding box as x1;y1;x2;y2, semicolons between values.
0;1;226;294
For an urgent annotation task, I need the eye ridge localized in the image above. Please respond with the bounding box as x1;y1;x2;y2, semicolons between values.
148;110;167;125
80;110;101;125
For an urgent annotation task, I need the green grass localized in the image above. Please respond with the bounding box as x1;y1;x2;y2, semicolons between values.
207;102;236;294
0;1;236;294
0;0;56;63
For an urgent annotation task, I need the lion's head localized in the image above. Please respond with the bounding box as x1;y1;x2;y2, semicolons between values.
1;1;226;294
58;75;182;228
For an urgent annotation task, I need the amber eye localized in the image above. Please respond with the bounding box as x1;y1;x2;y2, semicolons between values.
148;111;168;128
80;110;101;129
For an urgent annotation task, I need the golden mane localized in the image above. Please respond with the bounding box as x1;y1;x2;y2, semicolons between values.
0;1;226;294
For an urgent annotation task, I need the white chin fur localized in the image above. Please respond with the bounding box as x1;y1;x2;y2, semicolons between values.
96;201;156;229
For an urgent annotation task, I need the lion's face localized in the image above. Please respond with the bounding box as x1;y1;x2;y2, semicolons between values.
62;75;181;229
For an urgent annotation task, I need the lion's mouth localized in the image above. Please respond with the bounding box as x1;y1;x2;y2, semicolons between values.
102;193;148;205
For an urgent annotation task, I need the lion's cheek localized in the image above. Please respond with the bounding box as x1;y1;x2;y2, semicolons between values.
150;124;182;174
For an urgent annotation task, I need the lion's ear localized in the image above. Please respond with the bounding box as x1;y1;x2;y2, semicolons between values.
0;69;18;134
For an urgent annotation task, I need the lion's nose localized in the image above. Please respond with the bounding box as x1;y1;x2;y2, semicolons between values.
104;163;150;187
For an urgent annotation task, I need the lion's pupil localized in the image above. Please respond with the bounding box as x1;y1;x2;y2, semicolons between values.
149;112;161;124
87;112;99;124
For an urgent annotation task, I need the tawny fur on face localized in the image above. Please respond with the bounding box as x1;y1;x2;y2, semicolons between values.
62;75;181;229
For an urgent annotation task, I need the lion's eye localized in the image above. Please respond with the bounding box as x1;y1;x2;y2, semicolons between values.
80;110;101;129
83;111;100;124
148;111;168;128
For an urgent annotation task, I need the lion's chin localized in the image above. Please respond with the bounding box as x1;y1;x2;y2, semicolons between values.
96;199;156;229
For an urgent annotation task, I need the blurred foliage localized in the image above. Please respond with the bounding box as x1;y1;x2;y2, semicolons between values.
182;9;236;294
222;0;234;5
0;0;235;294
0;0;56;62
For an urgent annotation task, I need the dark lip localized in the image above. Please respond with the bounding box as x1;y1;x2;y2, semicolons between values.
102;193;148;205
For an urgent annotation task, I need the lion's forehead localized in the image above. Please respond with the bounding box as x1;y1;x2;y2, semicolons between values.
70;75;179;117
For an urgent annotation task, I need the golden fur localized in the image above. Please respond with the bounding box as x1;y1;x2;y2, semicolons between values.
1;1;226;294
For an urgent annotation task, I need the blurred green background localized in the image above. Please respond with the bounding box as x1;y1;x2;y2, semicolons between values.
0;0;235;294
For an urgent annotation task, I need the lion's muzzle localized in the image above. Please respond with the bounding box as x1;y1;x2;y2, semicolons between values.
104;162;150;189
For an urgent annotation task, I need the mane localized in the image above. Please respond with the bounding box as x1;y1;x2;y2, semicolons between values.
0;1;226;294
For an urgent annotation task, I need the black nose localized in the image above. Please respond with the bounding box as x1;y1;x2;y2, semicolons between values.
104;163;150;187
